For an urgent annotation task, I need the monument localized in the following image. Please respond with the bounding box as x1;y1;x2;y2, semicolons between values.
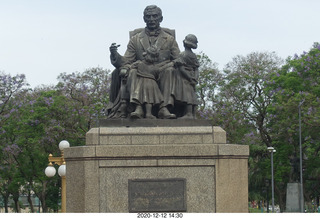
64;5;249;213
286;183;303;212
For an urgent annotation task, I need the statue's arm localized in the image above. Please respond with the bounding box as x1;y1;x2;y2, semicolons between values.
193;68;199;84
179;65;193;81
121;38;137;70
170;39;181;60
109;43;122;68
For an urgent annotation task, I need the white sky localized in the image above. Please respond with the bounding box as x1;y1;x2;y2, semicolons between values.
1;0;320;88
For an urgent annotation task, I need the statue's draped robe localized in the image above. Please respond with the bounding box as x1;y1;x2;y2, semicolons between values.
130;60;164;106
174;50;199;105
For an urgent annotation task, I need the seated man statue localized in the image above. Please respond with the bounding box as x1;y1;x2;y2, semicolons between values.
107;5;180;119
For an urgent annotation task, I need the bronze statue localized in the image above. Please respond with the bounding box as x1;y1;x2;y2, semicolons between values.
174;34;199;119
130;45;169;119
107;5;199;119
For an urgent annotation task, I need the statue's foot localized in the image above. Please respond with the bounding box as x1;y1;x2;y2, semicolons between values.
145;114;156;119
114;111;127;118
178;114;194;120
114;102;128;118
158;107;176;119
130;105;143;119
130;112;143;119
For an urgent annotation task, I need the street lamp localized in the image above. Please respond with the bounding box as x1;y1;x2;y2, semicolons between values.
267;146;276;213
45;140;70;213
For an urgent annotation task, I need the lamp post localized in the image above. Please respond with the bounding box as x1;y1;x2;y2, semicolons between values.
45;140;70;213
267;146;276;213
299;100;304;212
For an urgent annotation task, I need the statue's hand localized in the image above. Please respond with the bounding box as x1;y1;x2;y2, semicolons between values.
119;68;128;78
190;78;197;86
157;61;174;72
110;43;120;55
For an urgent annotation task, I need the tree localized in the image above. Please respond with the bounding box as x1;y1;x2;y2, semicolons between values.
1;88;62;212
0;67;112;212
205;51;284;208
196;52;222;111
56;67;111;134
0;72;29;212
0;72;28;116
267;43;320;209
222;51;283;148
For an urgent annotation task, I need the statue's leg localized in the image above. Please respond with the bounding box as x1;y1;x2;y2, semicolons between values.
192;105;197;119
179;104;194;119
110;69;121;103
157;67;176;119
145;104;156;119
158;67;176;108
114;78;128;118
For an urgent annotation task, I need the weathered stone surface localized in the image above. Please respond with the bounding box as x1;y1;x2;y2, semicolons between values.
64;146;95;159
65;125;249;213
215;158;249;212
218;144;250;156
85;125;223;146
99;166;215;212
212;126;226;144
286;183;302;212
128;179;186;212
98;119;212;127
86;128;99;145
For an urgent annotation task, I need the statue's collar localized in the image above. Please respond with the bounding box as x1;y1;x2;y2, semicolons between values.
145;27;161;37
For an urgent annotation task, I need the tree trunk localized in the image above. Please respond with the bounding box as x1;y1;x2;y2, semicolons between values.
40;181;48;213
3;195;9;213
39;196;47;213
27;191;34;213
1;188;11;213
13;196;20;213
33;180;48;212
276;184;286;212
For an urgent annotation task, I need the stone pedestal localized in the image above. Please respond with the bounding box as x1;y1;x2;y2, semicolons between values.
286;183;302;212
64;120;249;213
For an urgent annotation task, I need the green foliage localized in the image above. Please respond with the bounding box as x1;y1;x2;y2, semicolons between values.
222;51;283;147
196;52;255;144
267;43;320;205
196;52;222;111
196;52;275;202
56;67;111;135
0;67;111;212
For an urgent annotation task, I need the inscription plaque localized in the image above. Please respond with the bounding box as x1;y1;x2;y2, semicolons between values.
128;178;187;212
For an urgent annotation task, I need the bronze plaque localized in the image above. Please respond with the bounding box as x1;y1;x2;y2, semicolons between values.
128;178;186;212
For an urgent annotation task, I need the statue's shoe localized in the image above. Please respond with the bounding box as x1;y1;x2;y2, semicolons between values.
178;114;194;119
130;111;143;119
158;107;176;119
145;114;156;119
130;105;144;119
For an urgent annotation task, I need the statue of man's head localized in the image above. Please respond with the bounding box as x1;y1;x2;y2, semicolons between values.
143;5;163;31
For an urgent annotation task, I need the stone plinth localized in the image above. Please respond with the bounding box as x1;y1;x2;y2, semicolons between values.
64;120;249;213
286;183;302;212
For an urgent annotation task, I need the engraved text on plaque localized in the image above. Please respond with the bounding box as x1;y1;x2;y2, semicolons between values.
128;178;187;212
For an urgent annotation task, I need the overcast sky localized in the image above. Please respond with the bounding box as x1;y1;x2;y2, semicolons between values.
1;0;320;88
